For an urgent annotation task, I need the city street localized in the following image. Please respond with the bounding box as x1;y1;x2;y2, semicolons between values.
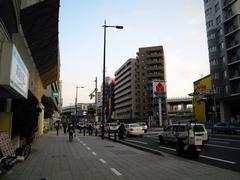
2;131;240;180
122;131;240;172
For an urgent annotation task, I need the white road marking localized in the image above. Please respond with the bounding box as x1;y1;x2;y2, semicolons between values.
83;144;86;146
159;146;176;151
205;144;240;150
92;152;97;156
210;137;240;142
99;158;106;164
200;155;237;164
87;147;91;150
80;141;83;143
110;168;122;176
209;140;230;144
126;140;148;144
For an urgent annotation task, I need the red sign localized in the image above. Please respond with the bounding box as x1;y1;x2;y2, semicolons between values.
153;80;166;98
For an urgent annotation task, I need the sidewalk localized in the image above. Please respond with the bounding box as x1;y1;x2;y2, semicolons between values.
2;131;240;180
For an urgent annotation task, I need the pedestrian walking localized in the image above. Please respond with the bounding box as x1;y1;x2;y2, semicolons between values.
55;120;60;136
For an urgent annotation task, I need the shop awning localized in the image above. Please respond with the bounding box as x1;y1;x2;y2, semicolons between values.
20;0;60;88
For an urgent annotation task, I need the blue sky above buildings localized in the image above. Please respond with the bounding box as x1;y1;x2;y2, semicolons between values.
59;0;210;106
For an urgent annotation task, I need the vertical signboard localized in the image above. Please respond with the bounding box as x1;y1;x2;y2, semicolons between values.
10;45;29;98
152;80;166;127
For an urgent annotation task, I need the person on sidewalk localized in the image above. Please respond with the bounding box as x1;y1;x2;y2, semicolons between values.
54;120;60;136
67;123;75;141
118;123;126;140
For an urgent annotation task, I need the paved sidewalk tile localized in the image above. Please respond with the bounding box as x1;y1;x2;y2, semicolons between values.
2;131;240;180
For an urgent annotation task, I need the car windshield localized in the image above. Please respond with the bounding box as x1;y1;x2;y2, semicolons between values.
193;125;205;132
130;124;140;127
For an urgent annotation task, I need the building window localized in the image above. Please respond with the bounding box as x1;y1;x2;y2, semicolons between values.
212;72;219;79
217;28;223;37
221;56;226;64
209;46;217;53
205;7;212;16
215;2;220;13
216;15;221;25
223;70;227;78
206;20;214;29
225;85;229;93
220;42;224;49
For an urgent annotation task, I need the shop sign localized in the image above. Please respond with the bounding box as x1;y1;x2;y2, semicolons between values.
10;45;29;98
153;80;166;98
0;42;29;98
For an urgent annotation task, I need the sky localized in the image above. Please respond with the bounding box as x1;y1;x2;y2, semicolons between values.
59;0;210;107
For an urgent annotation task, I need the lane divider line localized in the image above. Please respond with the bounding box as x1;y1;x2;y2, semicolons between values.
110;168;122;176
87;147;91;150
158;146;237;164
209;140;230;144
83;144;86;146
200;155;237;164
92;152;97;156
205;144;240;150
159;146;176;151
99;158;106;164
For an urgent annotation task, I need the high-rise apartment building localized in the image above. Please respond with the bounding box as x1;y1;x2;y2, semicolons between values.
203;0;240;122
114;46;167;126
114;58;136;121
136;46;167;125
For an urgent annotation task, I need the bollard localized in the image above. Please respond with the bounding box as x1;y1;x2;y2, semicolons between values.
114;131;117;142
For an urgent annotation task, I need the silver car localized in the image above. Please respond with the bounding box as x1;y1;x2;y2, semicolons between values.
125;123;144;136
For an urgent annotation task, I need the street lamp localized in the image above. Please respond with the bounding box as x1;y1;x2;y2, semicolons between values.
75;85;84;126
101;20;123;139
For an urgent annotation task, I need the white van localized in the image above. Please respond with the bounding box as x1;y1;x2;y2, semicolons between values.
159;123;208;145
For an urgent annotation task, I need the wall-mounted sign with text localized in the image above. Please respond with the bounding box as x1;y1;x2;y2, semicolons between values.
10;45;29;98
0;42;29;98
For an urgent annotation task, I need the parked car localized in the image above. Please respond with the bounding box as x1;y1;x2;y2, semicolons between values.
159;123;208;144
105;123;119;133
213;122;240;134
125;123;144;136
138;122;148;133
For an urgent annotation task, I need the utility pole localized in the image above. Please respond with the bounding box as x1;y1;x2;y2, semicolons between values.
95;77;98;124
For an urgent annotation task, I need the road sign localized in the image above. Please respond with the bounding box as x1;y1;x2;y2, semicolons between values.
153;80;166;98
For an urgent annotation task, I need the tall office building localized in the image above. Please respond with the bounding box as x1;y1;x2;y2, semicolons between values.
203;0;240;122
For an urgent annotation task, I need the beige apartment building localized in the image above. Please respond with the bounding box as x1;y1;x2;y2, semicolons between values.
114;46;167;125
114;58;136;122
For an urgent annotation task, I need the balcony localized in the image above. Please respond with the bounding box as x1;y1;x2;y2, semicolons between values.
147;72;164;78
223;0;237;9
228;55;240;66
225;24;240;37
226;41;240;51
230;79;240;96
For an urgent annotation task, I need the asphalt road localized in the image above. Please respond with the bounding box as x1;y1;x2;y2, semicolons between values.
123;132;240;172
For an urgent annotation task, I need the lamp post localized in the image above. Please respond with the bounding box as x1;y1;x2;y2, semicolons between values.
75;85;84;126
101;20;123;139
